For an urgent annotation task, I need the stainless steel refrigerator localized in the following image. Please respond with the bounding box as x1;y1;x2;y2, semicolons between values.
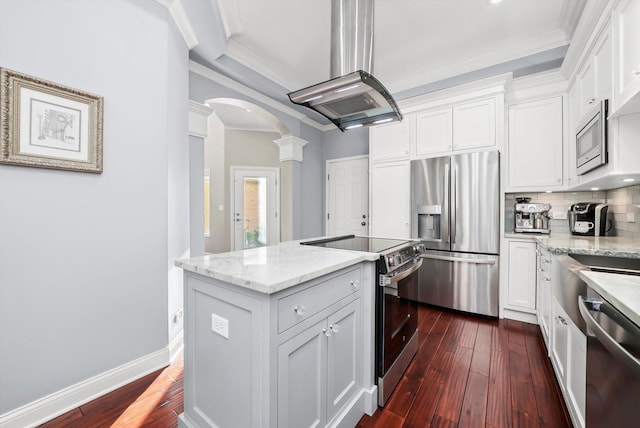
410;151;500;316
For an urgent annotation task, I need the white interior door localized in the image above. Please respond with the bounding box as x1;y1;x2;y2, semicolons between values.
232;167;279;250
326;156;369;237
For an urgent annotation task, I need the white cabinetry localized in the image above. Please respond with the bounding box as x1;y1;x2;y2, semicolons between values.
506;96;564;191
536;245;552;351
278;299;361;427
369;118;412;162
414;97;497;157
369;160;410;239
577;23;612;120
181;263;373;428
550;292;586;428
506;239;537;312
613;0;640;116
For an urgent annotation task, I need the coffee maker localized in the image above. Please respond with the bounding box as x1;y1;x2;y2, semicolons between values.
569;203;609;236
515;200;551;234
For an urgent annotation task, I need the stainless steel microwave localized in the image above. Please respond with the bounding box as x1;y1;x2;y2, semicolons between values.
576;99;608;175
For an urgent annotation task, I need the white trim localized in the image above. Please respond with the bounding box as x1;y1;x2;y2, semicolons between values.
189;60;331;132
215;0;244;39
273;135;308;162
188;100;214;138
155;0;199;50
0;347;171;428
169;330;185;363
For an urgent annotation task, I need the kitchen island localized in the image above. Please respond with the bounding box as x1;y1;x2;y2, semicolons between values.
175;241;379;428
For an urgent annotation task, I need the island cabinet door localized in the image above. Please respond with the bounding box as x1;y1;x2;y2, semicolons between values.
326;299;361;422
278;319;327;428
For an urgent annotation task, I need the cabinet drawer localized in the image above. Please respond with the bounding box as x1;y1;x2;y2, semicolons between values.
277;268;361;333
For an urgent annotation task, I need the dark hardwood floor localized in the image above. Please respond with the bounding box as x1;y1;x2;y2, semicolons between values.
39;304;570;428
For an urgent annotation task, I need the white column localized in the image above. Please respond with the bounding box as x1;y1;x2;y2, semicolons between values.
274;135;308;242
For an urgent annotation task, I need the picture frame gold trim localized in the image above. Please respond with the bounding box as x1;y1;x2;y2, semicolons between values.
0;67;103;173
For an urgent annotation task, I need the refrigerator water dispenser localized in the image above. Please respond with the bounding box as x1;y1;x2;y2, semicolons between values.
417;205;441;240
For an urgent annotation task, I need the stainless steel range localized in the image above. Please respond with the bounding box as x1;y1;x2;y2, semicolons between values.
302;235;425;406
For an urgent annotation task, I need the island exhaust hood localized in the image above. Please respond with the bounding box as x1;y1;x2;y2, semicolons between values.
288;0;402;131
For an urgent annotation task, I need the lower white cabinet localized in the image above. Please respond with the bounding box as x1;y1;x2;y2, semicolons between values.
370;160;410;239
180;262;375;428
536;245;552;350
278;299;361;428
550;285;586;428
506;239;537;312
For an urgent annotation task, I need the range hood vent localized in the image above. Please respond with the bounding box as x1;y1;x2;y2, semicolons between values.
288;0;402;131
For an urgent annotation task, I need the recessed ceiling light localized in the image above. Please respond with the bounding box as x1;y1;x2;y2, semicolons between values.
591;187;600;191
488;0;503;4
622;178;635;182
545;190;553;193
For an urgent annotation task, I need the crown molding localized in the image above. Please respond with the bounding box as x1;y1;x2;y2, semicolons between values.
216;0;244;39
560;0;613;80
386;28;568;94
155;0;199;49
188;100;214;138
189;60;331;132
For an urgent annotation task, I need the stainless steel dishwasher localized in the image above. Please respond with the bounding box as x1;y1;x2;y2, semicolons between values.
566;254;640;427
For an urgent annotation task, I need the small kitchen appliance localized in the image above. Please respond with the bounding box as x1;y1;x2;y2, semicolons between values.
514;202;551;234
569;202;609;236
301;235;425;406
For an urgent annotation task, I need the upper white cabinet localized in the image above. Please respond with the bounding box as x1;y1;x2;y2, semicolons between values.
612;0;640;116
577;23;612;120
415;107;452;156
369;117;412;162
369;160;410;239
506;95;564;191
414;97;498;157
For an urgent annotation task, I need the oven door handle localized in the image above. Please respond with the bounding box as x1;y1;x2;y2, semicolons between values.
420;253;496;265
578;295;640;379
380;259;423;287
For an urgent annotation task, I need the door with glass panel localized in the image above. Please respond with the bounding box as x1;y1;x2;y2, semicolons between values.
232;167;279;250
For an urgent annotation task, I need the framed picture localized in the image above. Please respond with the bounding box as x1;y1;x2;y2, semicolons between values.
0;67;103;173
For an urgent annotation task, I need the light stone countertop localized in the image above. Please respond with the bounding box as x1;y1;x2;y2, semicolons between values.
175;240;379;294
579;270;640;327
533;233;640;258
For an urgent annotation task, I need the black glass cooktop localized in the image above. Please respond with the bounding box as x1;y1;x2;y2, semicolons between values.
302;235;410;254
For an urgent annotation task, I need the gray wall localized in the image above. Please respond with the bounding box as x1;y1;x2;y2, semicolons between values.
0;0;189;415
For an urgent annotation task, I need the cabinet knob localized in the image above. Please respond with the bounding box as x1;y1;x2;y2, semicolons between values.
322;327;331;337
632;69;640;77
361;222;367;226
585;98;595;105
329;324;339;333
294;305;306;315
350;279;360;288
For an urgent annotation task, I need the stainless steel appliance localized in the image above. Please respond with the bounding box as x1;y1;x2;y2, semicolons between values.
579;284;640;427
576;99;608;175
515;202;551;234
301;235;425;406
569;202;609;236
410;151;500;317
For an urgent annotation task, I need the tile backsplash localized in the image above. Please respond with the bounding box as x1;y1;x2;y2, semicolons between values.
505;184;640;239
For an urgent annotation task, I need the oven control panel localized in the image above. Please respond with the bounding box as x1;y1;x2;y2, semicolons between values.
381;243;426;274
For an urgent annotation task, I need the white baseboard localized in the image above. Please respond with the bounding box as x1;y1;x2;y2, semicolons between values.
0;335;184;428
502;308;538;324
169;330;184;363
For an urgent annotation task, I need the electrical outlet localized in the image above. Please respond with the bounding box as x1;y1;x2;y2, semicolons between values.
627;212;635;222
553;211;568;220
211;313;229;339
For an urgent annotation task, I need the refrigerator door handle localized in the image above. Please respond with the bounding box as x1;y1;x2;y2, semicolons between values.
444;163;450;243
420;253;497;265
451;166;457;244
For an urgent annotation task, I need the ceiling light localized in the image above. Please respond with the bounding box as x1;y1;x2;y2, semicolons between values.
488;0;503;3
591;187;600;191
622;178;635;182
545;190;552;193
